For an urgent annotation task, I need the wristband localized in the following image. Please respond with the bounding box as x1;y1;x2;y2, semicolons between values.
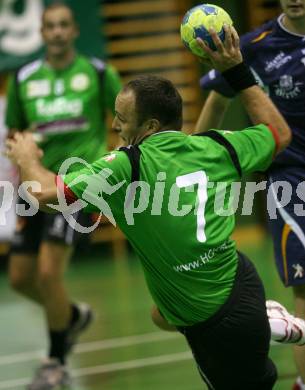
221;62;257;92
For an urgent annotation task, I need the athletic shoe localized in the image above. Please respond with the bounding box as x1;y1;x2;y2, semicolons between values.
27;358;71;390
266;300;305;345
292;376;305;390
292;382;301;390
64;302;94;355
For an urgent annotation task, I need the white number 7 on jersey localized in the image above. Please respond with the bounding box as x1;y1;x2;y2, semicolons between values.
176;170;208;243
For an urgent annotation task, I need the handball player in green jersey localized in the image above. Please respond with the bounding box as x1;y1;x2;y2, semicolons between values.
6;25;305;388
5;2;121;388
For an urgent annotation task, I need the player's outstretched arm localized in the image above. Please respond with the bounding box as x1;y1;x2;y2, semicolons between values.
197;25;291;153
5;132;58;212
238;85;291;152
195;90;230;133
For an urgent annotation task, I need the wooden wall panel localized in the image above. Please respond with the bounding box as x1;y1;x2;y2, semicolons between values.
103;0;202;136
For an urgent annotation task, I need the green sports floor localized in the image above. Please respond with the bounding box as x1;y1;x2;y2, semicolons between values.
0;231;297;389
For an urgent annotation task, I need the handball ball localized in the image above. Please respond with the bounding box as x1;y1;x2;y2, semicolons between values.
180;4;233;58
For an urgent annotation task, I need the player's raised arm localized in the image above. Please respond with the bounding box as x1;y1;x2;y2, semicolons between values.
195;90;230;133
197;25;291;153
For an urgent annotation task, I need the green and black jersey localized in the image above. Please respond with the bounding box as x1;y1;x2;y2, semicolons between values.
58;125;276;326
5;55;121;172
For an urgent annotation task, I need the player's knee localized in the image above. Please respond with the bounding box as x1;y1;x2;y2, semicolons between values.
9;270;31;293
293;285;305;318
151;306;177;332
293;284;305;299
151;306;161;328
37;269;61;292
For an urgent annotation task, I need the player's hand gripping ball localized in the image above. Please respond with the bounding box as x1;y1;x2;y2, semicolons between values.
180;4;233;58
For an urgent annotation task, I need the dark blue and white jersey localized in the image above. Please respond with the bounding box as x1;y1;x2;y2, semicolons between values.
200;15;305;169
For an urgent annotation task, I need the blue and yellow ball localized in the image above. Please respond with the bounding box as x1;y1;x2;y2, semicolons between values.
180;4;233;58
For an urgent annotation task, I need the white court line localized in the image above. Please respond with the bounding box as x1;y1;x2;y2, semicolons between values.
0;332;283;366
0;351;192;389
0;331;180;366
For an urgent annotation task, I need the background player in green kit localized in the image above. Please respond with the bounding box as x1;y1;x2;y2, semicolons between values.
6;26;297;388
5;3;121;389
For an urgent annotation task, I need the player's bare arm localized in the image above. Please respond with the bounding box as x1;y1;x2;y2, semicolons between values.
197;25;291;153
194;90;230;133
5;132;58;210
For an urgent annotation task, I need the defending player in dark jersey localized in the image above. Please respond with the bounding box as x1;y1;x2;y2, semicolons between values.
197;1;305;387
